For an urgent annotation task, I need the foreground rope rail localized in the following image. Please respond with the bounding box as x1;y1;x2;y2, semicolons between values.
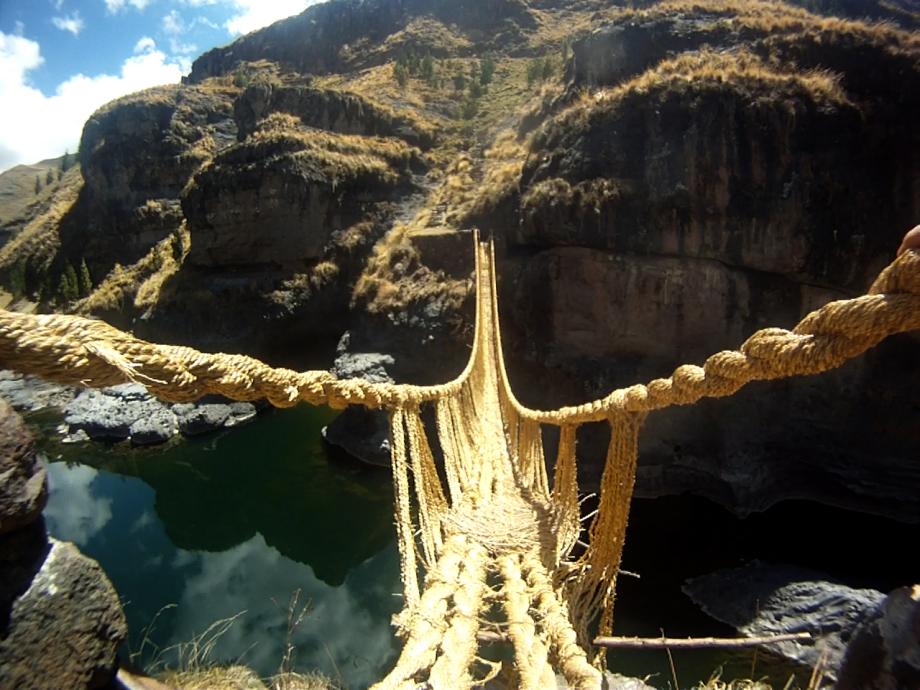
1;240;918;690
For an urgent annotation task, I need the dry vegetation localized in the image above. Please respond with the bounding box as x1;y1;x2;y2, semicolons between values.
351;222;471;315
620;0;919;53
0;166;83;274
75;222;189;316
558;47;850;131
217;112;423;187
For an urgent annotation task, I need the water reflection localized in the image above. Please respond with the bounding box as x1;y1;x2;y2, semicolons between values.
44;464;113;546
41;406;402;684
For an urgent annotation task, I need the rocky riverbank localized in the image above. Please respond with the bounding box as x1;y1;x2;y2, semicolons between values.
0;370;259;446
0;399;126;690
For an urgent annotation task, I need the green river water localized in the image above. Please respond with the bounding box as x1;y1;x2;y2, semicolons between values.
36;405;908;689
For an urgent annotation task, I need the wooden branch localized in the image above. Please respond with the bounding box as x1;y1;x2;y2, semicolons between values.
593;632;812;649
476;630;812;648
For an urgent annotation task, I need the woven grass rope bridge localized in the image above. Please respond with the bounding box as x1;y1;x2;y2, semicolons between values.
1;235;919;690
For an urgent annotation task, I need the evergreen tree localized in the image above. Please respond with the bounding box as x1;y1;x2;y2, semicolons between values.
468;80;483;100
480;55;495;85
58;262;79;302
393;60;409;87
526;57;543;87
453;73;467;92
421;53;435;84
78;259;93;296
61;150;71;172
34;176;41;195
45;169;54;186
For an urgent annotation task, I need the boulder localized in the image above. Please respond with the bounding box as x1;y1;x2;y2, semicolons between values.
174;403;231;436
64;387;147;441
61;383;256;444
0;370;75;413
0;400;47;535
0;538;127;690
129;408;178;447
683;562;884;679
836;584;920;690
322;340;396;466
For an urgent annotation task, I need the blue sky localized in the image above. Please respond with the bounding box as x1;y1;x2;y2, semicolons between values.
0;0;323;172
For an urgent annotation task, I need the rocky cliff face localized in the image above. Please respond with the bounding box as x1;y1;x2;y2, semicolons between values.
471;3;920;520
187;0;536;82
1;0;918;521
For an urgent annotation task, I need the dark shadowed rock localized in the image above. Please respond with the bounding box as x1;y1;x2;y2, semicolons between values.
129;408;178;446
836;584;920;690
60;383;257;444
323;407;391;467
0;371;76;412
0;400;47;535
0;538;127;690
683;562;884;679
322;337;395;466
174;403;231;436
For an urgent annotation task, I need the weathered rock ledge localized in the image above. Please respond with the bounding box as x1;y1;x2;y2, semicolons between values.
0;370;258;446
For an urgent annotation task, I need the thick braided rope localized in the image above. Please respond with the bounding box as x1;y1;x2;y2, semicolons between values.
499;552;557;690
2;250;917;418
521;551;601;690
0;309;466;409
516;249;920;424
371;534;468;690
427;541;489;690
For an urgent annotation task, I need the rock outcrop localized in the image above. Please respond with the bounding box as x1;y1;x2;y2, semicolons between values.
187;0;536;82
683;562;885;679
0;400;47;534
234;82;435;147
476;4;920;521
836;584;920;690
66;84;238;276
0;402;126;689
0;538;128;690
183;123;422;269
63;384;257;445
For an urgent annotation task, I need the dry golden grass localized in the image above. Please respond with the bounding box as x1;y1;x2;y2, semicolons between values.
0;166;83;274
374;16;474;60
165;666;268;690
239;115;423;186
557;47;849;132
164;668;337;690
270;672;337;690
351;222;470;315
617;0;918;53
76;222;189;315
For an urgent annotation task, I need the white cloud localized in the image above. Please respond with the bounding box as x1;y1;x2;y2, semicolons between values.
162;9;184;34
105;0;152;13
0;30;186;172
134;35;156;53
51;12;85;36
50;0;66;10
224;0;313;36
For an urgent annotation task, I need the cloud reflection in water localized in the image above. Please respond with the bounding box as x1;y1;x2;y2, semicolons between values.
44;463;113;546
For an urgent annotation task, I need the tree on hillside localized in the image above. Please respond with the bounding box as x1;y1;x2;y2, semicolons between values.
421;53;436;85
393;60;409;87
34;176;41;195
61;150;71;173
480;55;495;85
45;169;54;186
78;259;93;297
